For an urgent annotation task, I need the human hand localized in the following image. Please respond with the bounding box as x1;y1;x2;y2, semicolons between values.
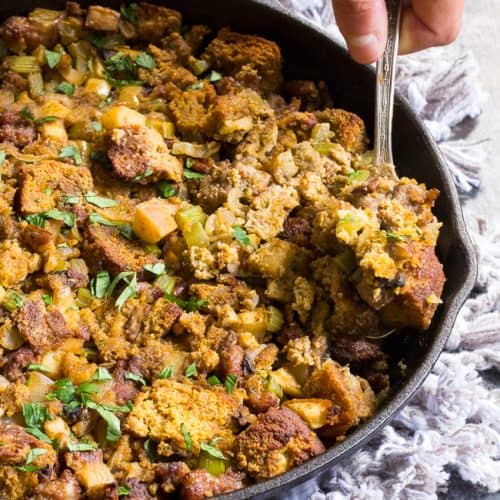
331;0;464;64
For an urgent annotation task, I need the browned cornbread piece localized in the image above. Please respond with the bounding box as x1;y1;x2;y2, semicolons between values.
0;239;40;288
234;406;325;480
0;111;36;147
18;160;93;214
31;470;81;500
314;108;368;153
108;126;183;184
381;243;445;330
203;28;283;93
82;224;160;277
303;359;376;439
126;378;242;456
133;2;182;40
180;469;246;500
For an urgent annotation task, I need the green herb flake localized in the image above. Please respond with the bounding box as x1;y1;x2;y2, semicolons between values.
24;427;53;445
104;52;143;87
180;423;192;452
25;448;47;465
75;381;100;396
136;52;156;69
91;367;113;382
46;378;76;404
118;485;131;496
56;82;75;96
184;362;197;379
144;263;166;276
157;180;176;198
59;145;82;165
158;366;172;379
85;192;119;208
36;116;58;125
88;33;105;49
88;213;133;239
232;226;252;247
43;209;75;228
16;464;43;472
22;402;51;429
124;371;146;386
186;81;203;91
385;231;408;242
27;363;51;373
144;438;157;462
207;375;221;386
120;2;138;24
67;442;98;452
200;438;226;460
91;121;103;132
42;294;52;306
183;168;204;180
165;293;208;312
85;400;121;442
45;49;61;69
20;106;35;121
133;167;153;182
0;151;5;166
90;271;111;299
104;271;137;310
225;374;237;394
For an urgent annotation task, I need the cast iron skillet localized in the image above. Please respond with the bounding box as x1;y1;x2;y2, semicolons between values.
0;0;477;498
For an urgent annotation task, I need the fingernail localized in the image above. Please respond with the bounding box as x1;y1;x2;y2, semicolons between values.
347;34;382;64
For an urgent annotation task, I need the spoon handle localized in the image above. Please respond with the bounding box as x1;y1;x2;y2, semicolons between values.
374;0;403;173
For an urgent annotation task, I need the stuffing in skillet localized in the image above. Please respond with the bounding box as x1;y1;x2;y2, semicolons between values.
0;2;445;498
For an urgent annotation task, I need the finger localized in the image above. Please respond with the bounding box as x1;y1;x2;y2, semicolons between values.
332;0;388;64
399;0;464;54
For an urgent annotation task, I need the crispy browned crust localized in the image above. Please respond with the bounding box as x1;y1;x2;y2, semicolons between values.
381;243;446;330
18;161;93;215
0;111;36;147
234;406;325;480
134;3;182;40
0;16;41;53
314;108;368;153
31;469;81;500
180;469;246;500
203;28;283;93
82;224;160;277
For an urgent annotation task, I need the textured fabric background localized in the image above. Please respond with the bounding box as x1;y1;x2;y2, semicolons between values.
274;1;500;498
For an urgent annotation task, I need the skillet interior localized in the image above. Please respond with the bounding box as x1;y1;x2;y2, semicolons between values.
0;0;477;498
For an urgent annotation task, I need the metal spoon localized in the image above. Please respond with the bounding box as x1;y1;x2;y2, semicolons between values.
373;0;403;179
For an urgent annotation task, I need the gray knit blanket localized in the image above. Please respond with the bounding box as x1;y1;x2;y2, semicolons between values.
276;1;500;498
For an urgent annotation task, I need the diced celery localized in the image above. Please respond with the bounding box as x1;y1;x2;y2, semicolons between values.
183;222;209;248
76;288;94;308
176;205;207;233
348;169;370;183
6;56;40;74
154;274;176;295
266;306;284;333
197;451;227;476
28;72;44;97
311;123;333;142
266;374;283;399
190;59;210;76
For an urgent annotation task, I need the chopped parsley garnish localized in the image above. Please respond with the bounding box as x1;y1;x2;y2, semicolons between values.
133;167;153;181
136;52;156;69
59;145;82;165
22;402;51;429
144;438;157;461
46;378;76;404
0;151;5;166
84;192;119;208
200;438;226;460
120;2;138;24
232;226;252;247
45;49;61;69
36;116;58;124
207;375;221;385
20;106;57;125
85;400;122;442
103;52;145;87
124;371;146;386
3;292;24;311
186;81;203;91
144;263;166;276
106;271;137;310
385;231;408;242
88;213;134;239
91;367;113;382
180;423;192;452
118;485;132;496
56;82;75;96
184;362;197;378
158;366;172;379
88;33;105;49
43;209;75;228
16;448;47;470
20;106;35;121
165;293;208;312
67;442;98;452
90;271;111;299
27;363;51;373
91;121;103;132
225;374;237;394
42;294;52;306
25;213;46;227
183;168;204;180
157;180;176;198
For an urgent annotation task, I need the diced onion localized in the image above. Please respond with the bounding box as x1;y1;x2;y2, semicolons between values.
171;141;220;158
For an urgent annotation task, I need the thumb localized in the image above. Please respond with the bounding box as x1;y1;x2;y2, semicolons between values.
332;0;388;64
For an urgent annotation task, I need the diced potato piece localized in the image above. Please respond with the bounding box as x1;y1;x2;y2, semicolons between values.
102;105;146;129
236;309;268;340
85;5;120;32
147;117;176;138
284;398;334;429
45;416;72;448
40;350;65;379
0;323;24;350
38;100;71;120
59;338;85;353
26;372;54;402
118;86;142;109
133;198;178;244
272;367;302;397
0;374;10;391
85;78;111;99
40;119;68;142
78;461;115;489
